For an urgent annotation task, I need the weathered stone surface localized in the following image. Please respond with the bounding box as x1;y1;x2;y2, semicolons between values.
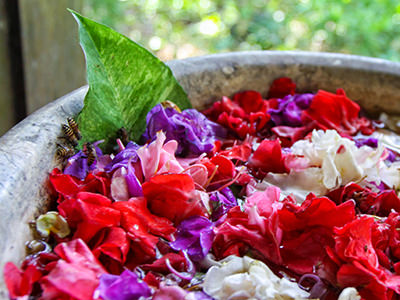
1;51;400;298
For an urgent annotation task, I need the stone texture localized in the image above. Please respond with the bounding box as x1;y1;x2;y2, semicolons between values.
1;51;400;297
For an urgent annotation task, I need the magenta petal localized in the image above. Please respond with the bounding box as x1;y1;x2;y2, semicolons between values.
126;162;143;197
210;188;237;221
64;151;91;180
143;104;226;156
269;93;313;127
106;142;140;172
95;269;152;300
170;216;214;261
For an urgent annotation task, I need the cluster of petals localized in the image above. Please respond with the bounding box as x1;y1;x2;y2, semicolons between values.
202;255;310;299
262;130;400;201
8;77;400;300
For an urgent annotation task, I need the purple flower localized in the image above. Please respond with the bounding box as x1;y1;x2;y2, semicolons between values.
386;150;397;163
354;137;378;148
64;141;104;180
105;141;140;172
268;93;314;127
170;216;214;262
210;187;237;221
143;104;227;156
95;269;152;300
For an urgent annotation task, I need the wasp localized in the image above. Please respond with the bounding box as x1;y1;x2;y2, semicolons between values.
161;100;181;113
118;127;129;146
83;142;96;166
55;144;75;161
62;124;78;147
67;117;81;140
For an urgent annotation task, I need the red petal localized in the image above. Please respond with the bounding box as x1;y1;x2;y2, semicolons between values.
4;262;42;298
279;195;355;231
41;239;106;300
91;227;130;264
301;89;373;136
233;90;264;114
143;174;206;224
141;253;186;274
248;139;289;175
113;197;175;240
267;77;296;99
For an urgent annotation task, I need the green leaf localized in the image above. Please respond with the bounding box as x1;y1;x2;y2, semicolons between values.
69;10;191;148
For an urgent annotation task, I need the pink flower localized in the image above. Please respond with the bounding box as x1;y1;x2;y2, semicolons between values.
40;239;106;300
137;131;184;181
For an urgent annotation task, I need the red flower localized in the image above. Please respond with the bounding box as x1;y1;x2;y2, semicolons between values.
58;192;121;243
323;217;400;300
213;188;283;264
50;168;110;201
4;262;42;298
301;89;374;137
386;212;400;262
213;206;281;263
90;227;130;270
278;195;355;274
267;77;296;99
271;122;316;147
142;174;207;225
203;91;271;139
111;197;176;267
248;139;289;177
216;141;252;162
200;154;236;189
40;239;106;300
141;252;187;274
113;197;175;241
279;194;356;231
328;183;400;217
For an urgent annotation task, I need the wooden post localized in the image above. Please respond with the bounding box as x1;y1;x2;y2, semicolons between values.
0;1;17;136
18;0;86;114
0;0;86;137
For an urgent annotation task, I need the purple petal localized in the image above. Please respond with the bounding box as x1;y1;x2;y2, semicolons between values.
96;269;152;300
143;104;226;156
64;151;91;180
126;162;143;197
170;216;214;262
210;188;237;221
268;93;313;127
106;141;140;172
298;274;328;299
386;150;397;162
354;137;378;148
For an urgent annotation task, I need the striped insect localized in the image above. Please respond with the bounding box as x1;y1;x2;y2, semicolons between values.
118;127;129;146
83;142;96;166
55;143;75;161
67;117;81;140
161;100;181;113
61;124;78;147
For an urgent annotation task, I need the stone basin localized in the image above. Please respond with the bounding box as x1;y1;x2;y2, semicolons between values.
1;50;400;298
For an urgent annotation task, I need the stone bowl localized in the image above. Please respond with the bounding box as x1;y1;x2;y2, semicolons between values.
1;50;400;298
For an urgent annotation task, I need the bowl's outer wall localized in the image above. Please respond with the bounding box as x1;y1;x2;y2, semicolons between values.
1;51;400;298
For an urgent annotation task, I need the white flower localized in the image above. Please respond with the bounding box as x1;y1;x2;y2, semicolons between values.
338;287;361;300
261;130;400;202
202;256;309;300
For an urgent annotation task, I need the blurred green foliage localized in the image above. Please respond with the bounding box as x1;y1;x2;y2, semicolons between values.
83;0;400;61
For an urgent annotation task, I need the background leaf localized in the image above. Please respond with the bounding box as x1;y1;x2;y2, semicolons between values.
70;10;191;148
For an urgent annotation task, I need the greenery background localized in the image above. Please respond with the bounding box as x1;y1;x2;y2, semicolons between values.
83;0;400;61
